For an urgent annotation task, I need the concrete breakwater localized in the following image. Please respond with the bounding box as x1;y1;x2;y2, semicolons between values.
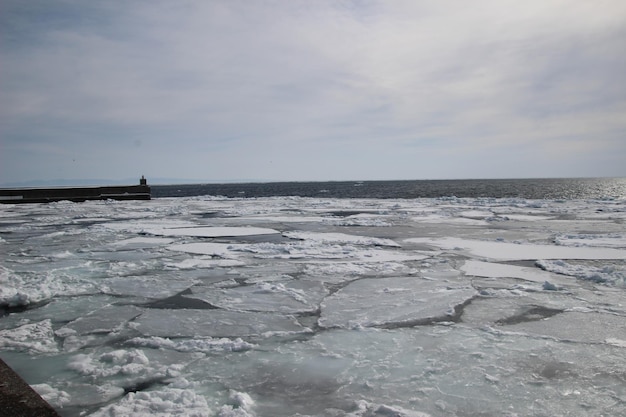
0;177;150;204
0;357;61;417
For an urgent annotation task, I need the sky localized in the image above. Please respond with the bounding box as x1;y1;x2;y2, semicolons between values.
1;0;625;185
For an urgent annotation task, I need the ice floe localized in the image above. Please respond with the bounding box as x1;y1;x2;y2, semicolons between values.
2;195;626;416
553;233;626;248
125;336;255;353
461;260;572;287
0;319;58;354
406;237;626;260
319;277;476;328
184;280;327;314
132;309;308;338
284;231;400;247
86;384;212;417
536;259;626;285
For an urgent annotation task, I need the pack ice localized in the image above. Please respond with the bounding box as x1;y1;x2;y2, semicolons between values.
1;196;625;416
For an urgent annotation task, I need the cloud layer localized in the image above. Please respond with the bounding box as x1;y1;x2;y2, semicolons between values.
2;0;625;183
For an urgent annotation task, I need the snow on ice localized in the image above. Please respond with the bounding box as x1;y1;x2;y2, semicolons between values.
1;195;625;416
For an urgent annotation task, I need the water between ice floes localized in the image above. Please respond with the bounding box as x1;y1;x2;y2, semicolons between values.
1;195;625;416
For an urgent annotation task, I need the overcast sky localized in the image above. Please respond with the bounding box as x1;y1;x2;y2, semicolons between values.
1;0;625;184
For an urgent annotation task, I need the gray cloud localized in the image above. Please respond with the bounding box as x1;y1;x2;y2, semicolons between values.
1;0;625;183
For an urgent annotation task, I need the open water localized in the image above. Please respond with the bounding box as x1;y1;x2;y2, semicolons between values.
152;177;626;200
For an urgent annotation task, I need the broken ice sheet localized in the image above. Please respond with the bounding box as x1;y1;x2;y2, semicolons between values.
184;280;327;314
536;259;626;285
60;346;204;410
108;236;176;249
132;308;308;338
167;242;241;257
3;194;626;417
34;382;123;409
57;305;143;336
553;232;626;248
99;277;196;299
406;237;626;261
0;295;119;328
494;310;626;344
164;258;245;269
0;265;97;309
85;383;212;417
188;325;626;416
0;319;59;354
461;260;572;287
319;277;476;328
283;231;400;247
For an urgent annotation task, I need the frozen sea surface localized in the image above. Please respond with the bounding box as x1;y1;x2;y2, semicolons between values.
1;195;625;416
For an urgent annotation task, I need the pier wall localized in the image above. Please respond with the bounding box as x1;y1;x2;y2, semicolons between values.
0;357;61;416
0;184;151;204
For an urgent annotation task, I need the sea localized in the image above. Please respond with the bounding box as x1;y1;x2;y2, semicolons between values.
1;177;625;417
152;177;626;200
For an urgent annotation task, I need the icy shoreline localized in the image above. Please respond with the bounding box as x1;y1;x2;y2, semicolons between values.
1;196;625;416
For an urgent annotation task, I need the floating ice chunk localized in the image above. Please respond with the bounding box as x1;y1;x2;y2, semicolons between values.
103;219;279;237
303;260;412;281
536;259;625;285
66;347;203;406
0;265;95;308
185;280;327;314
152;226;279;238
217;391;256;417
165;258;246;269
100;277;196;299
497;311;626;344
69;349;150;378
333;217;392;227
348;400;432;417
0;319;58;354
31;384;71;408
459;210;493;219
606;338;626;347
554;233;626;248
236;241;356;260
86;385;212;417
236;215;324;223
406;237;626;260
57;305;143;336
355;249;429;263
412;213;488;226
101;219;196;234
190;340;353;415
126;336;255;353
461;260;570;287
3;295;118;330
542;281;560;291
498;214;554;221
284;231;400;247
133;309;307;338
0;280;49;308
319;277;476;328
168;242;242;257
40;383;124;408
109;237;176;248
461;288;604;326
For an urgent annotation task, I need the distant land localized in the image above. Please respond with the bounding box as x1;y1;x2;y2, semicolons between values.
0;178;270;188
3;176;624;188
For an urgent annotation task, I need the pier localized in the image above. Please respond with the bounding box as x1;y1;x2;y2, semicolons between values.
0;357;60;417
0;177;151;204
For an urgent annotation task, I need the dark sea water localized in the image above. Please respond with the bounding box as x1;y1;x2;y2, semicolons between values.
152;177;626;200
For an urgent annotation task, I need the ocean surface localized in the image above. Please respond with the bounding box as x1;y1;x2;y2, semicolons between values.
1;177;625;417
152;177;626;200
